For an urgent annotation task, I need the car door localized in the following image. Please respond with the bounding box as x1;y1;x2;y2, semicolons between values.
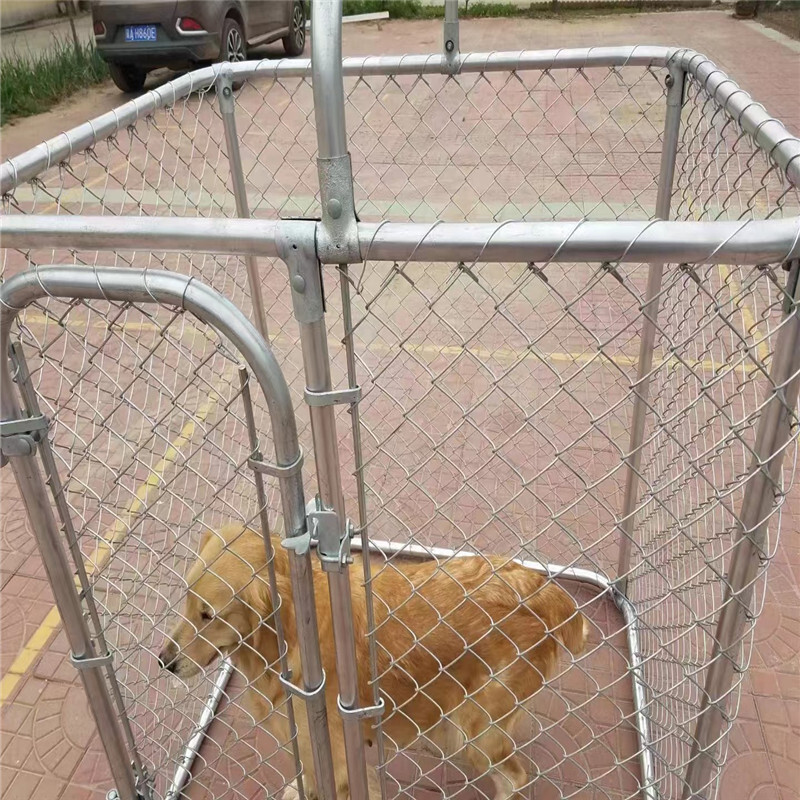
242;0;283;42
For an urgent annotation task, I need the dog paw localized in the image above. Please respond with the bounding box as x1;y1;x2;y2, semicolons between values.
281;783;301;800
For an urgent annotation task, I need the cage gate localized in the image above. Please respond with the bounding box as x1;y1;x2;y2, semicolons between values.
2;2;800;800
0;264;345;800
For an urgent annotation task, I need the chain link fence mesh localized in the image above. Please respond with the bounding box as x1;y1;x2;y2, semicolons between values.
1;53;799;800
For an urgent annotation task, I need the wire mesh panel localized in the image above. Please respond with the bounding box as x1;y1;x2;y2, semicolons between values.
0;70;321;535
338;252;644;799
6;292;305;800
674;69;800;222
344;64;667;222
627;259;799;799
339;243;798;800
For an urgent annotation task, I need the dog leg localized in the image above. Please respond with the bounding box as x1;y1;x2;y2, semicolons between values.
456;698;528;800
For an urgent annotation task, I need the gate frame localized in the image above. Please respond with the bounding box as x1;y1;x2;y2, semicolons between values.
0;264;340;800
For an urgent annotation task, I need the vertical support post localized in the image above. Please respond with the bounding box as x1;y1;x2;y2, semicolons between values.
0;360;140;800
279;225;371;800
308;5;368;793
242;356;338;800
311;0;360;264
339;266;388;800
616;62;686;596
218;68;270;342
239;367;307;800
9;343;150;793
443;0;459;71
683;259;800;799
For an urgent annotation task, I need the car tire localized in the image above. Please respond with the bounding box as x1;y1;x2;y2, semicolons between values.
217;16;247;89
219;16;247;63
282;1;306;57
108;63;147;93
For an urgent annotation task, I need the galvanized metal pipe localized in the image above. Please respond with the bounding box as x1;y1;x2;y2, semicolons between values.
165;659;234;800
279;225;370;800
1;311;139;800
5;46;799;195
218;68;270;342
311;0;347;161
616;63;687;597
3;215;800;266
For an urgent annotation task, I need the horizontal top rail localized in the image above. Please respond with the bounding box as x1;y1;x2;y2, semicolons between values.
670;48;800;187
3;44;797;194
2;215;798;265
0;265;306;536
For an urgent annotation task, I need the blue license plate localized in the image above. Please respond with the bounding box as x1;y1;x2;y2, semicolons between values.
124;24;157;42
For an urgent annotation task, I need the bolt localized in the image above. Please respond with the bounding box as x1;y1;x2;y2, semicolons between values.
445;39;455;53
327;198;342;219
665;74;674;89
106;791;120;800
291;274;306;294
222;86;232;98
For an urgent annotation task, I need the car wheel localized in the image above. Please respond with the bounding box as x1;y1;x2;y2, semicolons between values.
220;16;247;63
108;63;147;93
217;16;246;89
282;1;306;57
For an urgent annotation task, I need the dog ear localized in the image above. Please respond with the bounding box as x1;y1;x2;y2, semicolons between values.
243;573;296;643
244;575;274;619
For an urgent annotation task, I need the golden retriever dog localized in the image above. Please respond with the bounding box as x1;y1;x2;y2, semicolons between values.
159;524;588;800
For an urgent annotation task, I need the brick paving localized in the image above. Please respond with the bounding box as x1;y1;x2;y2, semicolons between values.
2;9;799;800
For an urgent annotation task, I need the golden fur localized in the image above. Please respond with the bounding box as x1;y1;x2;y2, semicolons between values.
159;524;588;800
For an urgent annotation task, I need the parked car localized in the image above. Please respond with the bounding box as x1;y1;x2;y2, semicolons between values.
91;1;306;92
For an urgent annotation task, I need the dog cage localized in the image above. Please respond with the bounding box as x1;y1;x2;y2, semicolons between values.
1;3;799;800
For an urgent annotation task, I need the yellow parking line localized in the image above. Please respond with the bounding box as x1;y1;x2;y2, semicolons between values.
32;160;129;215
719;264;770;368
0;386;223;704
20;310;747;374
0;607;61;702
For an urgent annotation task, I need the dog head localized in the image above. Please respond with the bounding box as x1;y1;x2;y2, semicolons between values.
158;525;274;679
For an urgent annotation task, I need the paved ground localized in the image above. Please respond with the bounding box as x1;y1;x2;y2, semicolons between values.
1;11;94;54
1;9;799;800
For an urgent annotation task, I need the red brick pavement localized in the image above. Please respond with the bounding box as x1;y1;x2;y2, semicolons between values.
2;9;799;800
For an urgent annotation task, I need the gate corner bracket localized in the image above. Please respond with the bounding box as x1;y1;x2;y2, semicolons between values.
316;153;362;265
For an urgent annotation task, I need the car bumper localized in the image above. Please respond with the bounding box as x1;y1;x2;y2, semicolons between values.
97;36;219;67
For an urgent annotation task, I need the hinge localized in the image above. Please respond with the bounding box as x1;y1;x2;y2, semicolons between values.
70;649;113;670
248;448;304;479
304;386;361;407
0;414;48;466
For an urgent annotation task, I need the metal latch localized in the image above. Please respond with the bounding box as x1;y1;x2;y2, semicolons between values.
306;495;354;572
0;414;48;466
